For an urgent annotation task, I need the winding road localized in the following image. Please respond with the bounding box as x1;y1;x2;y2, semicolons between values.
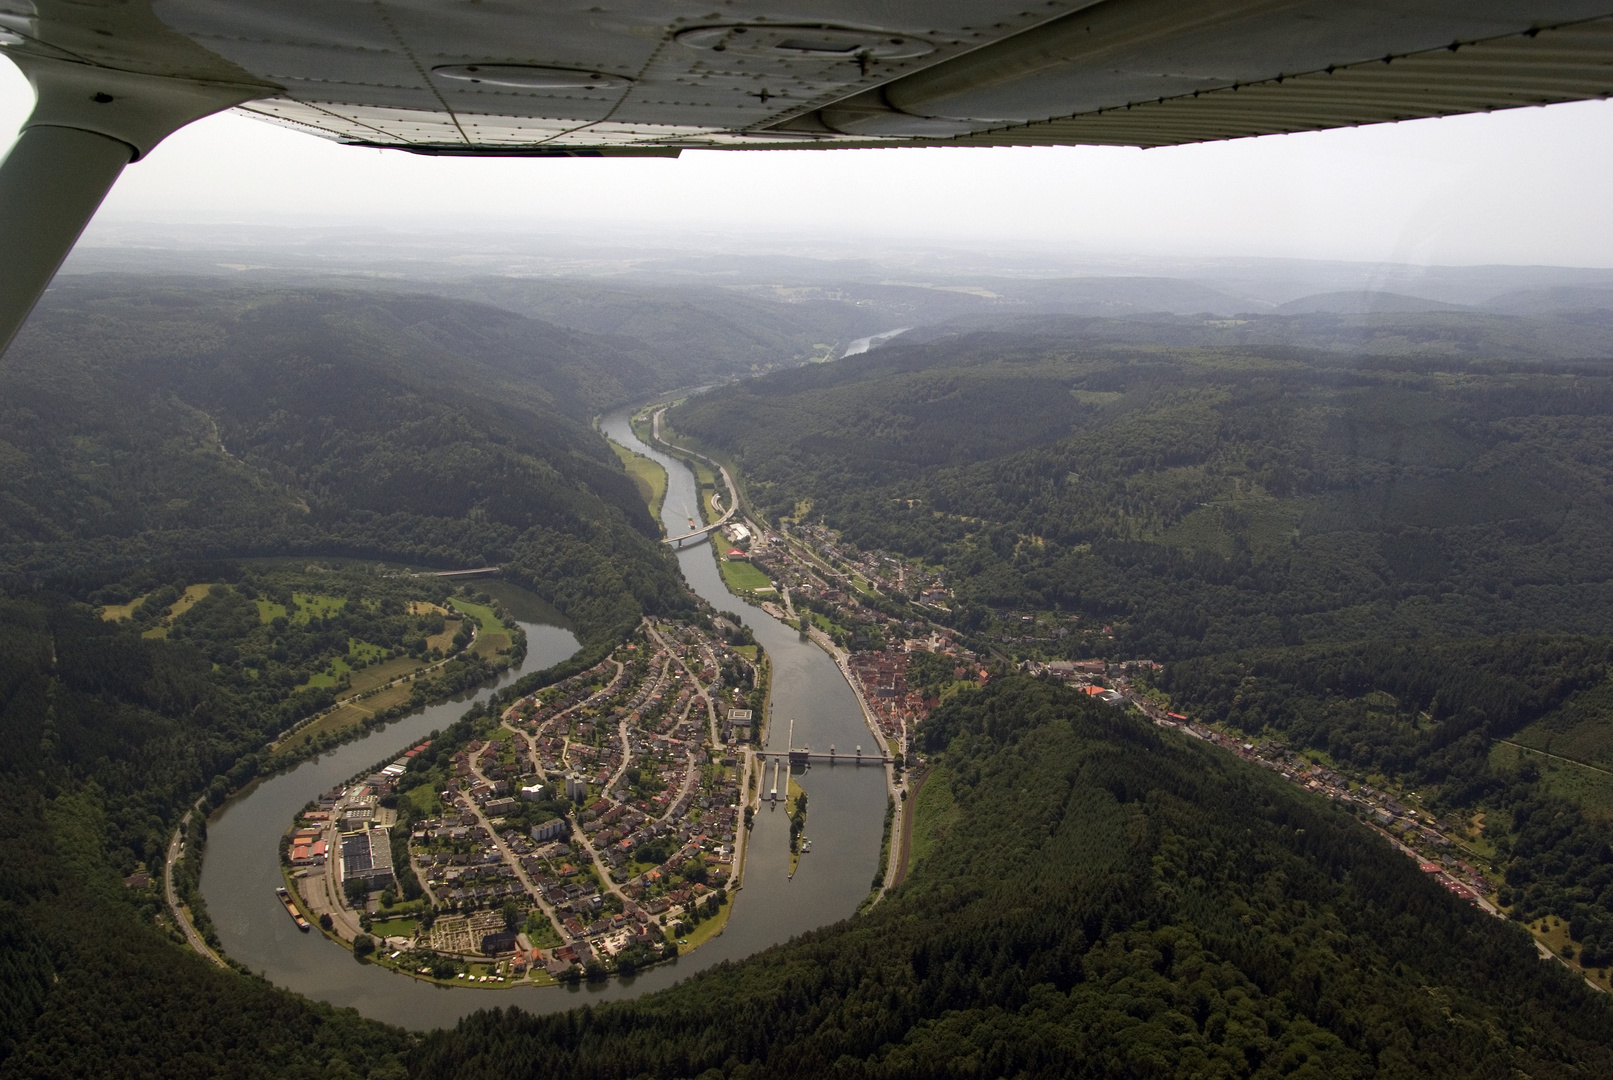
165;810;226;967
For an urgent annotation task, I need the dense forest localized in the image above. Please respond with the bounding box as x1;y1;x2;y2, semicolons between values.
0;592;416;1077
671;319;1613;658
1159;635;1613;978
1;278;698;652
408;678;1613;1078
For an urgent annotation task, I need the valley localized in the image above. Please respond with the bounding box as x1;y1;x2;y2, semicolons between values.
4;266;1613;1076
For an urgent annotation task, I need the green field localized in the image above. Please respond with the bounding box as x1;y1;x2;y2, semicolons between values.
678;898;732;951
525;915;562;949
1500;678;1613;820
290;592;346;624
906;768;957;872
803;610;847;638
693;461;721;523
300;655;351;689
448;598;512;657
273;655;444;756
369;917;418;940
402;782;443;818
609;438;668;520
1491;741;1613;822
274;702;372;755
348;638;388;663
449;597;507;636
135;583;219;638
100;594;148;621
254;598;288;622
718;556;772;593
1510;679;1613;770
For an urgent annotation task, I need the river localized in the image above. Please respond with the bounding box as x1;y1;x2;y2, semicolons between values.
843;327;911;356
199;406;886;1029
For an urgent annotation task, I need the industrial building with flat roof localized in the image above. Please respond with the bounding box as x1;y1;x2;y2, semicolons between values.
339;826;395;887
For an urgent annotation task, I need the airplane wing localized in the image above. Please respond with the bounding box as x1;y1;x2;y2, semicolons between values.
3;1;1613;349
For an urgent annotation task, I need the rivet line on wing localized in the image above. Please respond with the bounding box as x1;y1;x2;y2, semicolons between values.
527;29;677;148
371;0;471;145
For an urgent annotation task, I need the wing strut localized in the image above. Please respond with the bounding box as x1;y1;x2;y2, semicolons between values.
0;125;131;352
0;56;273;355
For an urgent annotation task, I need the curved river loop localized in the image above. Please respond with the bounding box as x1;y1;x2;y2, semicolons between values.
200;405;888;1028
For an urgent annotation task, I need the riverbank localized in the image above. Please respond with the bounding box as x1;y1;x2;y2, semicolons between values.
635;406;919;909
194;409;889;1030
160;578;537;962
271;586;766;988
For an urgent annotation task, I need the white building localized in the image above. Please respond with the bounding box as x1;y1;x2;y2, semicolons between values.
564;771;588;803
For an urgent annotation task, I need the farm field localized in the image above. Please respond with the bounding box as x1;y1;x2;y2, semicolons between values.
609;438;668;520
717;555;773;593
449;598;509;657
1491;741;1613;823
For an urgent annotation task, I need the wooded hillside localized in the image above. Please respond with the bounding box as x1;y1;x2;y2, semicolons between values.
671;326;1613;658
1;279;695;647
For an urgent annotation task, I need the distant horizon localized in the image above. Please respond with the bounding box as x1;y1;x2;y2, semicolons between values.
6;55;1613;271
51;217;1613;312
67;216;1613;274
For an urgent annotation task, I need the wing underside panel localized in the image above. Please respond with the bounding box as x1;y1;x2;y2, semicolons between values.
1;1;1611;153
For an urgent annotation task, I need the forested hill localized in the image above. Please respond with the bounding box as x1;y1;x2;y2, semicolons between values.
0;592;417;1077
670;326;1613;658
426;277;972;377
411;677;1613;1078
1;278;692;643
1159;635;1613;976
897;305;1613;363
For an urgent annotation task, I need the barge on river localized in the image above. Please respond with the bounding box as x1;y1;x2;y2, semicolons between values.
276;886;311;932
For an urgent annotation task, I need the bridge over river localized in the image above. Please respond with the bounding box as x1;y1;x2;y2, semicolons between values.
647;408;741;546
758;748;895;766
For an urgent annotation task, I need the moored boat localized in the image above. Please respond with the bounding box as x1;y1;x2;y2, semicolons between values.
276;886;312;932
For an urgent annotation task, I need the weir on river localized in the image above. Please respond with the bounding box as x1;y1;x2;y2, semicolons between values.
199;404;887;1029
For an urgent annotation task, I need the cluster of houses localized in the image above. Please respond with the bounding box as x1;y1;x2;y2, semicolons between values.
1137;705;1496;906
778;522;949;607
848;648;935;747
320;621;752;980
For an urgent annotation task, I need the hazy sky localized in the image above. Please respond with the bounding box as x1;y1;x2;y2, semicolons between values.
5;57;1613;267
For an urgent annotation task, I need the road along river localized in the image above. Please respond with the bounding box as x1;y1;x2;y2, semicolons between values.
199;409;887;1029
